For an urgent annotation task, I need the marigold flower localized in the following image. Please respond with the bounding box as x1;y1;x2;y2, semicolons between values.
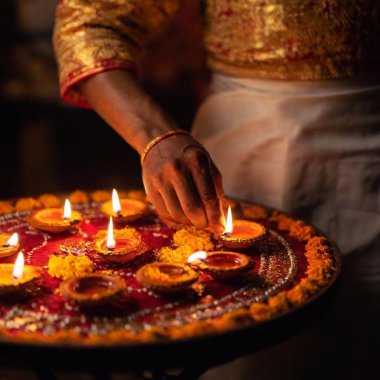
269;211;294;231
158;245;193;264
48;254;94;280
243;205;268;219
15;198;41;211
289;220;316;241
90;190;111;203
38;194;61;208
126;189;147;202
172;226;215;252
68;190;89;204
0;201;14;215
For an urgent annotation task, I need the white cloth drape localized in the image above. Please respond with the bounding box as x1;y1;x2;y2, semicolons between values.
192;74;380;254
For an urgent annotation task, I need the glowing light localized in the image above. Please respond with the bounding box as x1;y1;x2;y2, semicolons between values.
187;251;207;263
13;251;24;280
6;233;18;247
225;206;233;234
112;188;122;214
63;199;72;219
106;217;116;249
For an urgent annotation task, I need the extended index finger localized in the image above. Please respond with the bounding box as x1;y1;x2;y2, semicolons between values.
188;150;225;234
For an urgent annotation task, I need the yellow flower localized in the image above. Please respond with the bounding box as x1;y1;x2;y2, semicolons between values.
90;190;111;203
172;226;214;252
38;194;61;208
68;190;89;204
158;245;193;264
243;205;268;219
0;201;14;215
15;198;41;211
48;254;94;280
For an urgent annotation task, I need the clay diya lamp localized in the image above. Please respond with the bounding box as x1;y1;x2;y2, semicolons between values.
0;233;20;259
29;199;81;233
101;188;148;223
60;274;126;307
136;262;199;293
188;251;252;279
94;217;148;263
219;206;267;249
0;251;42;297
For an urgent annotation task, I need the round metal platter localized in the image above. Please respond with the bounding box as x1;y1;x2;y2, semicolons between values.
0;196;341;371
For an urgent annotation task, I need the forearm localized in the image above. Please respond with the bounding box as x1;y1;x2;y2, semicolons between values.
55;1;225;231
79;69;224;233
78;70;176;154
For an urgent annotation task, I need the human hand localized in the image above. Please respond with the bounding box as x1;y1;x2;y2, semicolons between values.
77;71;224;232
142;133;225;234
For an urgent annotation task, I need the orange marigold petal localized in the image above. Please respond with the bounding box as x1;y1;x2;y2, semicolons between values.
0;201;14;215
68;190;89;204
90;190;111;203
15;198;42;211
38;194;62;208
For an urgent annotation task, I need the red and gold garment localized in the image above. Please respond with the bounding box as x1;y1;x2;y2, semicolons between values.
54;0;380;107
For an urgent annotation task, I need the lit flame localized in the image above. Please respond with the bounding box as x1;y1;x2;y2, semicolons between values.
106;217;116;249
225;205;233;234
112;188;122;214
63;199;72;219
187;251;207;264
6;233;19;247
13;251;24;280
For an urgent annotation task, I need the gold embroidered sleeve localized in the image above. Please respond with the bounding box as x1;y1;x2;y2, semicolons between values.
53;0;179;107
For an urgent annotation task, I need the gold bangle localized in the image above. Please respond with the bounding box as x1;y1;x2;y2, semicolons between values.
140;130;191;165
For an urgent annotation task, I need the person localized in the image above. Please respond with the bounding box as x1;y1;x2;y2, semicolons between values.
53;0;379;256
54;2;379;377
54;1;226;236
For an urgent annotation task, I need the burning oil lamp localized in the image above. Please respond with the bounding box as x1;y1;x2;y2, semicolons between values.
101;188;148;223
136;262;199;292
0;251;42;297
219;206;267;249
60;273;126;307
188;250;252;279
29;199;82;233
0;233;20;259
94;217;148;263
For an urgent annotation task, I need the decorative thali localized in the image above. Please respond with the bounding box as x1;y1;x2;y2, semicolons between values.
0;190;340;351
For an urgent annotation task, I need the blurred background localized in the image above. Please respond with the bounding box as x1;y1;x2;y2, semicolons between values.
0;0;208;199
0;2;379;380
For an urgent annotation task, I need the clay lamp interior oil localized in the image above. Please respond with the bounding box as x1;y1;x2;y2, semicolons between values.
0;233;20;259
29;199;82;233
219;206;267;249
0;251;42;297
60;274;126;307
188;250;252;279
136;262;199;293
94;217;148;263
101;189;148;223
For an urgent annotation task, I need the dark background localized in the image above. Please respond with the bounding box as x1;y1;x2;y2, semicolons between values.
0;2;379;380
0;0;207;199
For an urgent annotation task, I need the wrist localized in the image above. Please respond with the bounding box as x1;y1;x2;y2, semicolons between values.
140;129;192;165
132;124;174;155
